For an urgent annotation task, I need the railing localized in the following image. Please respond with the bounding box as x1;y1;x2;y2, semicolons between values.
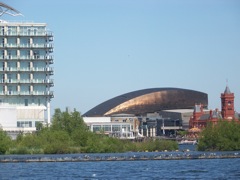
0;91;54;96
0;55;53;60
0;43;54;48
0;31;53;37
0;67;54;72
0;79;54;84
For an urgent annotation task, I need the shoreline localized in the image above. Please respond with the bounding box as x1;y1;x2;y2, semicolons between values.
1;151;240;163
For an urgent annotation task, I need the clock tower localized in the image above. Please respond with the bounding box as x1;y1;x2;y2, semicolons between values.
221;86;235;120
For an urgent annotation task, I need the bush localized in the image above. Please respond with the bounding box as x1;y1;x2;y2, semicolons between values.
41;130;73;154
0;130;12;154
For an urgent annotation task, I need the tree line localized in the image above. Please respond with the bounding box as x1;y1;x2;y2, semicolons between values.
0;108;177;154
1;109;239;154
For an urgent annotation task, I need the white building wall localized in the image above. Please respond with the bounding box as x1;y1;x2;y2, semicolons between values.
0;106;17;128
83;117;111;123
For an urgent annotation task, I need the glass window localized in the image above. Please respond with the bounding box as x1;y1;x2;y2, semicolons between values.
112;125;120;132
103;125;111;132
24;99;28;106
92;125;101;132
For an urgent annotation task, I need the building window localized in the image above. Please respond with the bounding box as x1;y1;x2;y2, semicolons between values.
8;74;11;83
17;121;32;127
8;86;12;95
28;62;31;70
2;50;4;58
33;51;39;59
112;125;120;132
1;26;4;35
103;125;111;132
92;125;101;132
28;50;31;58
24;99;28;106
1;74;4;83
8;51;11;59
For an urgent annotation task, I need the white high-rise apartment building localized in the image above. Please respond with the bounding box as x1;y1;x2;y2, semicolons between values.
0;3;54;135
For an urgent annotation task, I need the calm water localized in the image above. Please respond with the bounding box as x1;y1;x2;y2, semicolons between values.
1;145;240;180
1;158;240;179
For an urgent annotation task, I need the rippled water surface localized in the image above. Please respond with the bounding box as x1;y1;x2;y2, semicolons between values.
1;154;240;179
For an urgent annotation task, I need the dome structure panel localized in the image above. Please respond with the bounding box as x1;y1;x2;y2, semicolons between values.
83;88;208;116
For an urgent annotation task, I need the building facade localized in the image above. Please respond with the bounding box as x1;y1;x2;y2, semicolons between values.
189;86;238;129
0;4;54;135
83;116;138;139
139;112;182;137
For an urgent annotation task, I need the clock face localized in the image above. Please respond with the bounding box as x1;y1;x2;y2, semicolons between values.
228;101;231;105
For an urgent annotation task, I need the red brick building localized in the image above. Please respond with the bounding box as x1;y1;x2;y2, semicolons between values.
189;86;238;129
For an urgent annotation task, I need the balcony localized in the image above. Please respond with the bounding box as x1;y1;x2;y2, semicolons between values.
0;31;53;37
0;91;54;97
0;55;54;62
0;43;54;49
0;79;54;85
0;67;54;73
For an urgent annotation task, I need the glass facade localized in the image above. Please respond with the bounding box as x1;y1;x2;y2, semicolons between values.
91;123;132;133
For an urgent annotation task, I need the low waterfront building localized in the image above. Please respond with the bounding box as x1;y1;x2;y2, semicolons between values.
139;112;182;137
83;116;139;139
89;122;135;139
159;109;197;130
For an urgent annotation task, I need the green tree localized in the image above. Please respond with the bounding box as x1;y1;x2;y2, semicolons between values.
198;120;240;151
0;129;12;154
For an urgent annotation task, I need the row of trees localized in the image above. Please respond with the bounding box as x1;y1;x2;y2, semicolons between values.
2;109;239;154
197;120;240;151
0;108;177;154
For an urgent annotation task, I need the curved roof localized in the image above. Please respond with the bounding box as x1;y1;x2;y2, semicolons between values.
83;87;208;117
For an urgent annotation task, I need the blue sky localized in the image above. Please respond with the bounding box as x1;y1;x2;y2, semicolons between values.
4;0;240;115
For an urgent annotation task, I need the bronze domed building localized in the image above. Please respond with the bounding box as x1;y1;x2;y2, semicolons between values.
83;88;208;117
